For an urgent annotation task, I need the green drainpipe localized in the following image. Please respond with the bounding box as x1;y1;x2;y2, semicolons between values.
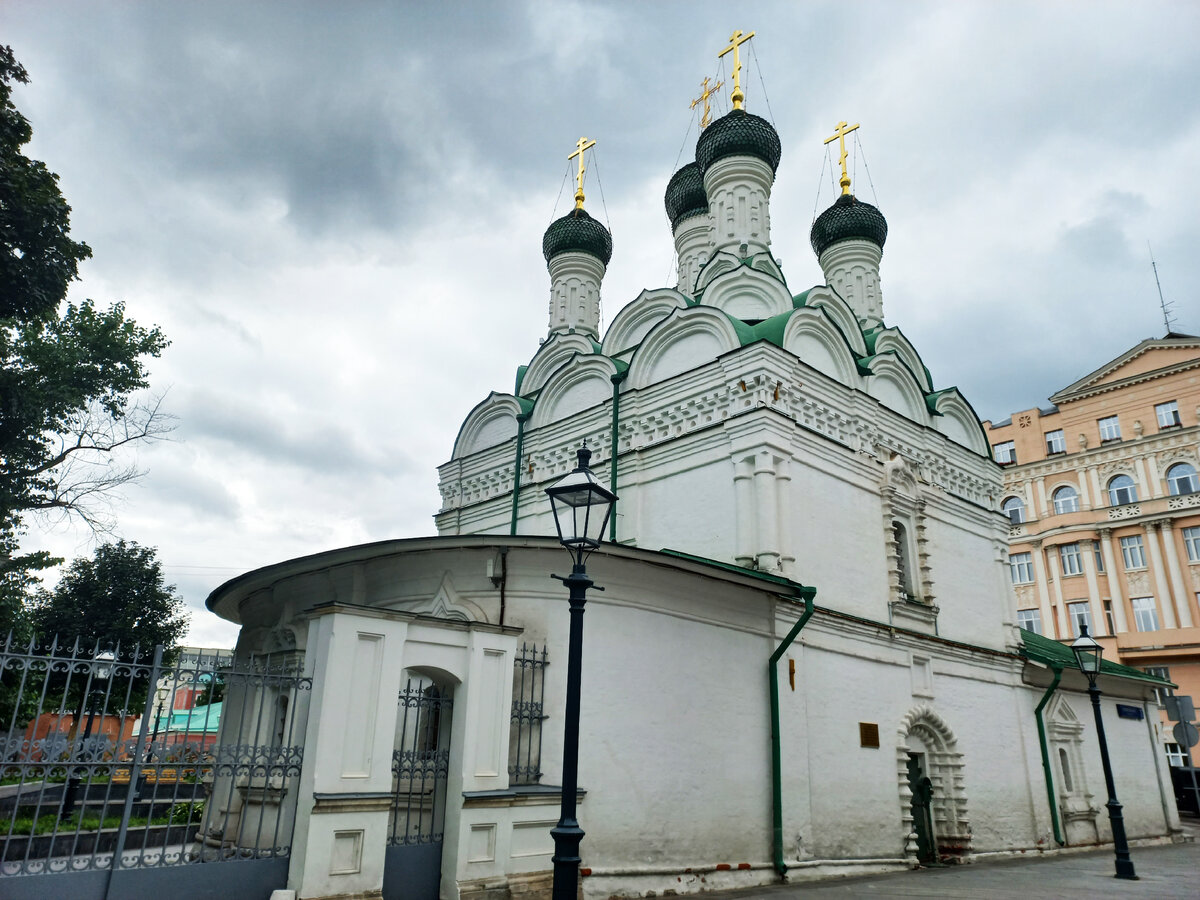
608;371;627;541
770;589;816;879
509;414;529;536
1034;666;1065;846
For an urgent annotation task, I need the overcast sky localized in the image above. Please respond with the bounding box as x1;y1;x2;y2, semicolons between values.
7;1;1199;647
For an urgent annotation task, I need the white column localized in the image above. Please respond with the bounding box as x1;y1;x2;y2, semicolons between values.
1030;540;1056;639
1045;546;1070;637
733;457;755;567
1088;466;1104;507
1157;520;1194;627
1099;528;1129;633
1145;454;1163;496
1135;457;1155;500
290;608;410;900
1144;523;1178;629
1077;469;1093;509
775;456;795;573
1080;538;1106;637
1034;476;1048;520
754;450;780;570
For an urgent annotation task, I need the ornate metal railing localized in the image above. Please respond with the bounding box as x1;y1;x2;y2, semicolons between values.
0;635;311;878
389;678;453;846
509;643;548;785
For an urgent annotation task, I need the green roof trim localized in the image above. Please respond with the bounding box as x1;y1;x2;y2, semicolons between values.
1019;628;1176;686
514;365;528;395
747;310;794;349
658;548;816;598
792;288;813;308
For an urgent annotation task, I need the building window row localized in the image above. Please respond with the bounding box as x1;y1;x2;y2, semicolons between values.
1004;464;1196;523
1120;534;1147;569
993;440;1016;465
1098;415;1122;442
1156;400;1182;429
1045;429;1066;454
1059;542;1083;576
1009;551;1034;584
1131;596;1159;632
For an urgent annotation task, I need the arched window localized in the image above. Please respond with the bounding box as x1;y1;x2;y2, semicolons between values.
1001;496;1026;524
1107;474;1138;506
1052;485;1079;515
1166;463;1198;497
893;521;914;600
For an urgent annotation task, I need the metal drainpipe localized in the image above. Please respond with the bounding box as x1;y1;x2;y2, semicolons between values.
1033;666;1065;846
509;414;529;536
608;371;627;541
770;590;815;879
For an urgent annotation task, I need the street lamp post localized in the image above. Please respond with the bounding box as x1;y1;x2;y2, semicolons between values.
60;648;115;821
1070;625;1137;880
137;686;170;800
545;445;616;900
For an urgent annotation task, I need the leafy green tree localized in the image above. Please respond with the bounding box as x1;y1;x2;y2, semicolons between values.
25;540;188;716
0;46;170;637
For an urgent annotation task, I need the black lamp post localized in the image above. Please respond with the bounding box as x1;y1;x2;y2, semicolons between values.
60;648;115;821
545;444;616;900
1070;625;1137;880
137;686;170;800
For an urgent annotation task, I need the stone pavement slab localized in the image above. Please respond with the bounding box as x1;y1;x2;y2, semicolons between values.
712;835;1200;899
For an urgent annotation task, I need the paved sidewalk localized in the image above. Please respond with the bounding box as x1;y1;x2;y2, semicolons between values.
716;827;1199;899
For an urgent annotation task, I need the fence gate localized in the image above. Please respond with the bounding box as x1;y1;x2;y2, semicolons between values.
0;636;311;900
382;675;453;900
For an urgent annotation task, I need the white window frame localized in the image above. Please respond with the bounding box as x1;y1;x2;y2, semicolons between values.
1067;601;1092;638
1094;544;1105;572
1016;608;1042;634
1098;415;1121;441
1166;463;1198;497
1144;665;1173;706
1002;496;1026;524
1052;485;1079;514
1059;543;1082;576
993;440;1016;464
1044;429;1066;454
1156;400;1181;429
1009;552;1034;584
1184;526;1200;563
1165;742;1187;767
1107;474;1137;506
1120;535;1147;570
1131;597;1159;632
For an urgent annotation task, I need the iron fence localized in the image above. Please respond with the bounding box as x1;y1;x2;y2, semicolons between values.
0;634;310;885
389;677;453;846
508;643;548;785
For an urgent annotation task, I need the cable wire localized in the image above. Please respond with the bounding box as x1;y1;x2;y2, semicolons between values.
549;163;571;221
749;42;776;124
811;149;832;225
854;132;880;206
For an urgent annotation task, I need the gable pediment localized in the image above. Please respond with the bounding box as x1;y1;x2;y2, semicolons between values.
1051;338;1200;403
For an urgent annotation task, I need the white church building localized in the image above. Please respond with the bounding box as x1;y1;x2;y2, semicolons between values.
205;66;1182;900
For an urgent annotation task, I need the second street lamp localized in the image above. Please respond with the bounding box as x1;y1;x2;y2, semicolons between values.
1070;625;1137;880
545;444;616;900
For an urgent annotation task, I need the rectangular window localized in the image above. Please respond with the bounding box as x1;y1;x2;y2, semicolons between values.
1131;597;1159;632
1184;526;1200;563
1104;600;1115;635
1165;742;1186;767
1059;543;1083;576
1094;543;1105;572
1044;429;1066;454
1156;400;1181;429
1067;601;1092;637
1145;666;1173;706
1009;552;1034;584
1016;608;1042;634
1120;535;1147;570
1098;415;1121;441
993;440;1016;464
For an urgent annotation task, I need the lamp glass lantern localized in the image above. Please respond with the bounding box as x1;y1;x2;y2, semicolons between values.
94;648;116;681
1070;625;1103;684
545;446;617;564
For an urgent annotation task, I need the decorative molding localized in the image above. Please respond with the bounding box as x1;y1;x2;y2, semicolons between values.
1107;504;1141;520
896;705;971;861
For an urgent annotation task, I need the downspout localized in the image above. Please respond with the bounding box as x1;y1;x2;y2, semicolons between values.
509;413;529;536
608;371;627;542
770;589;815;879
1033;666;1065;846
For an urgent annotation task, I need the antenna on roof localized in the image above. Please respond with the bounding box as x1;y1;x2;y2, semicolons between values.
1148;241;1178;335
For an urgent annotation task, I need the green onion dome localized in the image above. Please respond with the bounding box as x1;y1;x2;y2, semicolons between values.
809;194;888;257
664;162;709;230
695;109;782;177
542;208;613;266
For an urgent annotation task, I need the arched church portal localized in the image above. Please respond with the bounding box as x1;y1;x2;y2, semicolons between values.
896;706;971;863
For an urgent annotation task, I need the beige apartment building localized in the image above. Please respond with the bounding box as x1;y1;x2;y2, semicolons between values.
985;333;1200;768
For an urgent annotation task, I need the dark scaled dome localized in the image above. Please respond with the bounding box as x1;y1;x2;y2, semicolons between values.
809;194;888;257
542;208;613;266
695;109;782;176
664;162;708;230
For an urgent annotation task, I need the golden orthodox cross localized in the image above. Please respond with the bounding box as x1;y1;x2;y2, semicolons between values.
568;136;596;209
718;29;755;111
690;76;724;129
824;120;860;195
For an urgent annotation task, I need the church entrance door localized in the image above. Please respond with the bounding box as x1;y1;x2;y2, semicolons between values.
907;752;937;865
383;674;455;900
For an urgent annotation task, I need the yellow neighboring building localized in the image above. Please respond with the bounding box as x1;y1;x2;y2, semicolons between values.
985;332;1200;768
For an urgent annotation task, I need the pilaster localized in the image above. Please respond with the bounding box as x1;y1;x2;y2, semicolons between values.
1156;519;1193;627
1079;539;1106;636
1098;528;1129;632
1144;522;1178;629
